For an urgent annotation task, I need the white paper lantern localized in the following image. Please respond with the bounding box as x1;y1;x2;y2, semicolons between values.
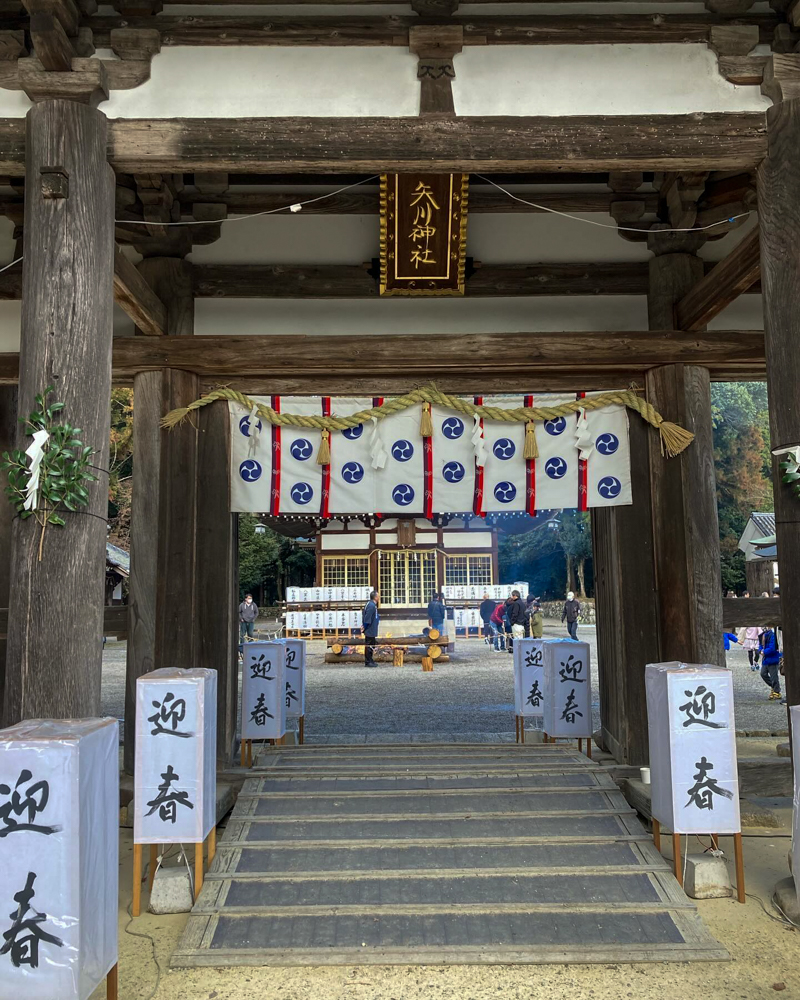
542;639;592;738
323;587;334;602
298;611;311;630
135;669;217;845
241;641;286;742
645;663;740;835
335;587;348;602
513;638;545;718
0;719;118;1000
283;638;306;719
311;610;324;630
285;611;298;630
323;610;336;629
287;586;299;602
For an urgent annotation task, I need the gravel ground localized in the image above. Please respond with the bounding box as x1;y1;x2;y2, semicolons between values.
100;620;790;742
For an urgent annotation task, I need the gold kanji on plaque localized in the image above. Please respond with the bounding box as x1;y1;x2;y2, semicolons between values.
379;174;469;296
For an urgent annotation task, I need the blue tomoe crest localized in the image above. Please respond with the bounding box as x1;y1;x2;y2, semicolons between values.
545;457;568;480
544;417;567;436
494;481;517;504
493;438;516;460
596;432;620;455
391;439;414;462
239;415;263;437
598;476;622;499
392;483;415;506
343;424;363;440
341;461;365;484
239;459;262;482
290;438;314;461
290;482;314;504
442;461;465;483
441;417;465;440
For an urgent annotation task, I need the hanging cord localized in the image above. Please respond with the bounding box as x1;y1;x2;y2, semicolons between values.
0;255;22;274
474;175;752;234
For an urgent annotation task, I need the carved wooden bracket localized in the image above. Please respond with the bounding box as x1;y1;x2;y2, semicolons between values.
762;52;800;103
409;25;463;116
708;24;800;88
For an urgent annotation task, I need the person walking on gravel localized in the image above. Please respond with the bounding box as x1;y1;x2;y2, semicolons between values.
737;625;762;671
239;594;259;642
561;591;581;640
758;627;782;700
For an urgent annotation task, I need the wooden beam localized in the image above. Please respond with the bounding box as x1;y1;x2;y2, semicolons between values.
722;595;780;628
0;114;771;175
85;13;779;47
191;263;655;298
675;227;761;331
113;244;167;335
29;10;76;71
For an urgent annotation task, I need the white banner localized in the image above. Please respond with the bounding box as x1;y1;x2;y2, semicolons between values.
241;641;286;741
542;639;592;738
230;394;632;515
514;638;545;718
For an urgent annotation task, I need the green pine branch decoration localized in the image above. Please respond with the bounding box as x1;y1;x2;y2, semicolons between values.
1;387;97;560
780;458;800;500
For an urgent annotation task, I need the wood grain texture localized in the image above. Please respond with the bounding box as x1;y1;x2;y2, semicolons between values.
758;97;800;707
84;13;778;47
675;227;760;331
123;258;197;771
0;387;17;714
113;244;167;335
0;113;770;174
105;330;766;382
745;558;774;597
29;10;75;71
3;101;114;727
195;397;238;765
722;595;780;629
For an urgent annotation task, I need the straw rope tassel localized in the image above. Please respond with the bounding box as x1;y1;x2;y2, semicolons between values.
523;420;539;460
316;429;331;466
159;384;695;459
420;401;433;438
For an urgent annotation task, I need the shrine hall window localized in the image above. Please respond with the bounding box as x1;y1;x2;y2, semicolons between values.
444;555;493;588
321;556;370;589
378;550;437;607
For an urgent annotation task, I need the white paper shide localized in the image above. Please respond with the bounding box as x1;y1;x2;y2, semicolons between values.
242;640;287;741
645;663;740;835
542;639;592;738
0;718;119;1000
513;638;545;719
135;669;217;844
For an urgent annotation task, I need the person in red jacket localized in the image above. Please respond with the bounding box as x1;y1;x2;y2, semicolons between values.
489;602;506;652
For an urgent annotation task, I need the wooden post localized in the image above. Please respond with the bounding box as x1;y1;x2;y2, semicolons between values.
652;818;661;851
124;259;198;772
422;656;433;672
745;558;774;598
646;240;724;668
148;844;158;892
299;715;305;744
591;412;660;767
194;840;204;898
673;832;683;886
196;400;239;766
132;842;143;917
759;94;800;709
0;386;16;714
393;646;404;667
733;832;746;903
107;962;118;1000
4;102;114;726
208;825;217;864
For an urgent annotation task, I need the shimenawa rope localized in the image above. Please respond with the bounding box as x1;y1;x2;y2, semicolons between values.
161;384;694;464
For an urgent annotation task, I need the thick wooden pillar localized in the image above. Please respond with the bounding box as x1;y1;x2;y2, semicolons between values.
0;386;17;714
759;95;800;706
196;400;239;765
645;248;724;667
4;102;114;725
591;413;660;765
124;258;198;772
745;558;774;597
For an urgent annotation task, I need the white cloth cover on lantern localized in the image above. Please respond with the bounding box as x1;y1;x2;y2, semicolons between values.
286;585;370;603
229;393;633;515
282;638;306;719
542;639;592;738
645;662;740;835
135;669;217;845
791;707;800;903
0;719;118;1000
514;638;545;718
241;640;287;741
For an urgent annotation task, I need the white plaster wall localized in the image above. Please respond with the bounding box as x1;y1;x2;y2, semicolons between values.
0;42;771;118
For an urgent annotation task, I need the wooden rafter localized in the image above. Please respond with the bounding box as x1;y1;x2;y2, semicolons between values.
675;227;760;331
0;114;769;175
113;244;167;335
0;330;766;392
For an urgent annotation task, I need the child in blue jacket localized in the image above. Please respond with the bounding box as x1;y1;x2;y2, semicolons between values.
758;629;782;700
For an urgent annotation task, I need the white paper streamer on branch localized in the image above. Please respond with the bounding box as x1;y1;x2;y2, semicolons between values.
246;403;261;458
23;429;49;511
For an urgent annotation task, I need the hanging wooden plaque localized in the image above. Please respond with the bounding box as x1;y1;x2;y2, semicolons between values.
380;173;468;296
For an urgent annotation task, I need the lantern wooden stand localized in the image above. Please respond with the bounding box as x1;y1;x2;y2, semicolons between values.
107;963;119;1000
132;827;217;916
651;819;745;902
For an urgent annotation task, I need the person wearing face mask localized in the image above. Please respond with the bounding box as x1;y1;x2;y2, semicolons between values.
561;590;581;640
239;593;259;642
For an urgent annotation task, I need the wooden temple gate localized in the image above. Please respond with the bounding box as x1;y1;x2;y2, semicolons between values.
0;8;798;772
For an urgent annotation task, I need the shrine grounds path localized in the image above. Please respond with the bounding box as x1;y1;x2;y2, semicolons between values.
101;619;790;742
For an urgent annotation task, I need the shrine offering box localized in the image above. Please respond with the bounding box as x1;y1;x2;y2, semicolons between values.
513;638;545;719
135;668;217;845
645;662;740;835
0;718;118;1000
542;639;592;738
241;640;287;742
